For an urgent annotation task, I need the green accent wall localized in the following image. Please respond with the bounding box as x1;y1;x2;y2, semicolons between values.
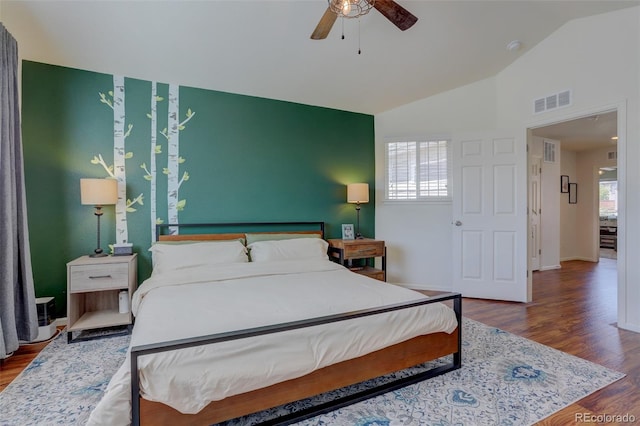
21;61;375;315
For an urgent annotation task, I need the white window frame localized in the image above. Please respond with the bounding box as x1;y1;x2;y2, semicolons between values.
384;138;452;203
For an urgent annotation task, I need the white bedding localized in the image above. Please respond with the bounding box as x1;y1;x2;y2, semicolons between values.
87;259;458;426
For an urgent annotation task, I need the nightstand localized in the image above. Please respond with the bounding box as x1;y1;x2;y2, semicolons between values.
66;254;137;343
327;239;386;281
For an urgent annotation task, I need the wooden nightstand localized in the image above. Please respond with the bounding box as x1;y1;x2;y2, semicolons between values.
327;239;386;281
66;254;137;343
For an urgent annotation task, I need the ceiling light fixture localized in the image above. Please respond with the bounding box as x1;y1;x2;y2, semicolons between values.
611;136;619;140
329;0;375;19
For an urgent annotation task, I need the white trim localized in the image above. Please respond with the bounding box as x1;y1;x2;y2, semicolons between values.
539;265;561;271
617;321;640;333
559;256;598;262
383;199;452;206
526;99;628;331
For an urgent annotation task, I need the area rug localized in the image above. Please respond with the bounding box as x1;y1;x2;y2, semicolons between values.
0;319;624;426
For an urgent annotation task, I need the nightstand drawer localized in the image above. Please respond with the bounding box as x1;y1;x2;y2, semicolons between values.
343;241;384;259
69;263;129;292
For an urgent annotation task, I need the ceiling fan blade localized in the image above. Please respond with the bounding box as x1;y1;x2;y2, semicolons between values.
310;7;338;40
373;0;418;31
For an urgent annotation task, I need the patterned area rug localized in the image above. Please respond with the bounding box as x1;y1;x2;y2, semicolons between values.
0;319;624;426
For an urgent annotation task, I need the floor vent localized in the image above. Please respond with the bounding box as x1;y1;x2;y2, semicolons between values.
534;89;572;114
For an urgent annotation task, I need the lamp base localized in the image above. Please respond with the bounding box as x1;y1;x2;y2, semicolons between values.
90;248;107;258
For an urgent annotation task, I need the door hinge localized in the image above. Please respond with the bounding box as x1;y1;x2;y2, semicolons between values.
539;249;541;255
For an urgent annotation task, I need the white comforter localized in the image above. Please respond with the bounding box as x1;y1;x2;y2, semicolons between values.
87;260;458;426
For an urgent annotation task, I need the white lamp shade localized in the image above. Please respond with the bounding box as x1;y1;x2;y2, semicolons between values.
80;178;118;206
347;183;369;204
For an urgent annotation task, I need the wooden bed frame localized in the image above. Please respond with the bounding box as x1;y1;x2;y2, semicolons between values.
129;222;462;426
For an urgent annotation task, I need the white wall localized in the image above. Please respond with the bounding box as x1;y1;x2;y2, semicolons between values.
375;7;640;331
560;149;579;260
560;145;618;261
375;77;497;290
577;146;619;259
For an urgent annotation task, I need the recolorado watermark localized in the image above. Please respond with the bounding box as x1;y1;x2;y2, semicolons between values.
575;413;636;423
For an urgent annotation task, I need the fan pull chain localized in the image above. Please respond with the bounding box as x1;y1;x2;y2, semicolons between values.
341;16;345;40
358;17;361;54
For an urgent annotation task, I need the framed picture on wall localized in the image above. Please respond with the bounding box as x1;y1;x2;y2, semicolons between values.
342;224;355;240
569;183;577;204
560;175;569;193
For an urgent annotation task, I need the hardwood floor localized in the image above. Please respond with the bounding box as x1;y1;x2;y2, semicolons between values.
0;327;63;392
1;259;638;424
462;258;640;425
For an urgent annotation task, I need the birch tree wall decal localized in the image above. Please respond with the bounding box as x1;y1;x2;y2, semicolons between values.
112;76;129;243
162;84;194;235
94;76;143;245
141;82;163;242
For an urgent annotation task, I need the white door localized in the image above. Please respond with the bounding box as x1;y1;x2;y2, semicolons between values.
451;133;529;302
529;156;542;271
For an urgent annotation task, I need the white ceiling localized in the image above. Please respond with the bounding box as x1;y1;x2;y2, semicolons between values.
2;0;639;115
532;111;618;152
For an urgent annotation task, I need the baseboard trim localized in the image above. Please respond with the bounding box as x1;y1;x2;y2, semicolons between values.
539;265;562;271
560;256;598;262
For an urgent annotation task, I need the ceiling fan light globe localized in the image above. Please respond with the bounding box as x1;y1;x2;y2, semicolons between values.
329;0;374;19
342;0;351;15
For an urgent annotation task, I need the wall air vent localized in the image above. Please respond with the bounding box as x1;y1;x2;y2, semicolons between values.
533;89;572;114
558;90;571;107
607;151;617;160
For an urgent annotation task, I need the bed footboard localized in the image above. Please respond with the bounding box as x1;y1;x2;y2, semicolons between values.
131;292;462;426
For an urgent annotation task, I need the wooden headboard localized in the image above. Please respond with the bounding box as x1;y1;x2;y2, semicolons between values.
156;222;325;242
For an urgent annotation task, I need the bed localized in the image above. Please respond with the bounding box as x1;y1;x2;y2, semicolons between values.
87;222;461;426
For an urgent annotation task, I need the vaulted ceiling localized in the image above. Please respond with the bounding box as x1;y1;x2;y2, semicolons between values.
2;1;638;115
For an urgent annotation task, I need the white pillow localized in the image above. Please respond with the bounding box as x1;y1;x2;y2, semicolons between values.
248;238;329;262
149;240;248;275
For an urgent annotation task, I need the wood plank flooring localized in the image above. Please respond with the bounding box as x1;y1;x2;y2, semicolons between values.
0;327;63;392
1;259;638;424
462;258;640;424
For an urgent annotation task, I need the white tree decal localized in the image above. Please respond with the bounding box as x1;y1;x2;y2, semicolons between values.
94;76;143;245
94;79;195;245
162;84;194;235
141;82;163;242
112;76;128;243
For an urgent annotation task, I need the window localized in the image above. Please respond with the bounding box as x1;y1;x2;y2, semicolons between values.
599;180;618;218
385;139;450;201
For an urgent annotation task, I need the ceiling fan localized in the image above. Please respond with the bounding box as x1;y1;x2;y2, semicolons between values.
310;0;418;40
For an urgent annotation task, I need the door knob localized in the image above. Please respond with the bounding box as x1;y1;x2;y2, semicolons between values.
455;220;462;226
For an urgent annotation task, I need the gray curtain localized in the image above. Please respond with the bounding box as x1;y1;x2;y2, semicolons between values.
0;22;38;359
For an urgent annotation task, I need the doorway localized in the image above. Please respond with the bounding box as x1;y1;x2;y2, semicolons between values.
528;109;619;277
598;167;618;259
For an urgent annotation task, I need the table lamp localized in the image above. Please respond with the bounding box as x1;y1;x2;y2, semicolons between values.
80;178;118;257
347;183;369;239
